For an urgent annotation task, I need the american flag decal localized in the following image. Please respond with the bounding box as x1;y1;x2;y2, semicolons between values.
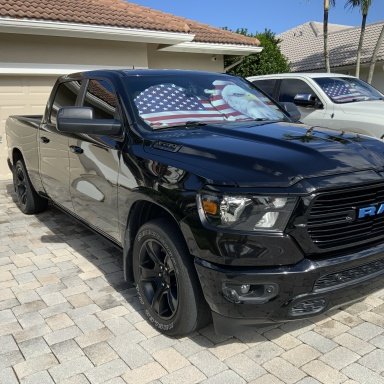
322;82;366;102
134;81;250;128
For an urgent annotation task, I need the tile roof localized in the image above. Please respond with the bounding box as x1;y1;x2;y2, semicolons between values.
278;21;384;72
0;0;260;46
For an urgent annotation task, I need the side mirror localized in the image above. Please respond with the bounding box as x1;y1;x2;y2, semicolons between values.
282;102;301;122
293;94;323;109
57;107;122;137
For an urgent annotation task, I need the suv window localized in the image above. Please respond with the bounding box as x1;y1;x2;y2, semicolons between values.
50;81;81;125
83;79;118;119
252;79;276;98
278;79;316;103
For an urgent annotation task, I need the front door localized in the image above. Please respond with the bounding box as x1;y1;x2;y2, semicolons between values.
68;79;122;242
278;78;330;128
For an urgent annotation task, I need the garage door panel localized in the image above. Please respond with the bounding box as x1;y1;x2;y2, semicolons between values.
0;88;25;95
0;75;56;179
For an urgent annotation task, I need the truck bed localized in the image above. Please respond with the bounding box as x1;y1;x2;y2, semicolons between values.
8;115;43;129
5;114;43;189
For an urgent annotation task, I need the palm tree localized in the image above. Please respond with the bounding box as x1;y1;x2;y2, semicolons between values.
345;0;372;78
367;24;384;84
324;0;336;73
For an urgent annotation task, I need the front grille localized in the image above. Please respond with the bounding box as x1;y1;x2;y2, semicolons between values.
314;258;384;291
307;183;384;250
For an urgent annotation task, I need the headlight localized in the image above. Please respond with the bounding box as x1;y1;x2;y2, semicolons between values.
198;193;297;232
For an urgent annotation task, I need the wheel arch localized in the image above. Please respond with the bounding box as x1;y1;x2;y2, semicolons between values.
123;199;187;282
12;147;24;165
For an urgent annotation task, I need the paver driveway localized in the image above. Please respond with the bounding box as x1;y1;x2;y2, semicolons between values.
1;180;384;384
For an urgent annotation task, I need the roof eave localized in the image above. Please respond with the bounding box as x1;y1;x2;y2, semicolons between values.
0;17;195;44
158;41;262;55
0;62;147;75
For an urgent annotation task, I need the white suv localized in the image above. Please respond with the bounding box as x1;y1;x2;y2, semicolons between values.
248;73;384;138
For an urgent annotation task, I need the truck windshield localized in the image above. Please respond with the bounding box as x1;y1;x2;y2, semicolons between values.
125;73;287;130
314;77;383;104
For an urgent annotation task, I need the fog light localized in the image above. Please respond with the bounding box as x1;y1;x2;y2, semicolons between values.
223;288;241;303
240;284;250;294
222;283;278;304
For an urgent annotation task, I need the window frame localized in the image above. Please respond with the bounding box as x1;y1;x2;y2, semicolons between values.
80;78;123;122
252;79;279;100
47;78;84;127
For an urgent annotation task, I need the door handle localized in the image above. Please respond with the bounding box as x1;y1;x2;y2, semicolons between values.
69;145;83;154
40;136;50;144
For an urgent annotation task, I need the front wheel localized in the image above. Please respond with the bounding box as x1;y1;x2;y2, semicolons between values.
13;159;48;214
132;218;210;336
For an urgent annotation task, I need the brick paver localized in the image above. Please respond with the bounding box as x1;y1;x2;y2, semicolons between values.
1;180;384;383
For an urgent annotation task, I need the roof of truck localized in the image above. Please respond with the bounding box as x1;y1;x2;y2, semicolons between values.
66;68;238;79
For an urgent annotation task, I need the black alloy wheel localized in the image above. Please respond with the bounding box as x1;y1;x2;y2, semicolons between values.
132;219;211;336
14;163;28;207
138;238;179;320
13;159;48;214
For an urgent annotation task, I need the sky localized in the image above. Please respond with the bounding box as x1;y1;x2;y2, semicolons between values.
128;0;383;34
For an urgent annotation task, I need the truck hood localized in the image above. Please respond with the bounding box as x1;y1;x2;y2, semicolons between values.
144;121;384;188
340;100;384;116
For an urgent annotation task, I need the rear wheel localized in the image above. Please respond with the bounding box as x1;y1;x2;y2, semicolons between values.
132;218;210;336
13;159;48;214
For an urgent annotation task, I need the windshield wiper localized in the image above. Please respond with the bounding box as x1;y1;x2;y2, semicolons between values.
340;97;382;103
183;121;208;128
153;121;208;130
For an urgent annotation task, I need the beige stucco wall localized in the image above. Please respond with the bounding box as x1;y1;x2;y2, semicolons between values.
0;33;149;68
357;67;384;93
147;44;224;71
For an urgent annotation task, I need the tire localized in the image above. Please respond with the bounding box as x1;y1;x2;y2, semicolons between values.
132;218;210;336
13;159;48;214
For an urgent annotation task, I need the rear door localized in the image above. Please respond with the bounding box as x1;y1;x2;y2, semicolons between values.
68;78;123;242
39;79;82;211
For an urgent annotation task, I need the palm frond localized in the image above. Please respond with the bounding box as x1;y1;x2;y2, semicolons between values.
345;0;372;13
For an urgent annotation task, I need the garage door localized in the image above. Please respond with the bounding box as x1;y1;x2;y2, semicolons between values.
0;75;56;179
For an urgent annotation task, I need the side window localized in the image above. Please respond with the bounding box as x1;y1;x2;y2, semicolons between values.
279;79;316;103
83;79;118;119
253;79;276;98
50;81;81;125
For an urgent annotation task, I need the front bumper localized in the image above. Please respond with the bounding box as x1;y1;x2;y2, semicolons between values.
195;242;384;335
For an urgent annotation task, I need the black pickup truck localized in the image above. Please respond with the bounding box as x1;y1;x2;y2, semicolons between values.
6;69;384;336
